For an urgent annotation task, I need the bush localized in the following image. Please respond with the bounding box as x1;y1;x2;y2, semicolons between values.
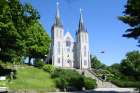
34;59;44;68
51;69;85;91
55;77;68;91
84;77;97;90
43;64;55;73
111;79;140;88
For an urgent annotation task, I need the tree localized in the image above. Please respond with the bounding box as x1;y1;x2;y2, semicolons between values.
120;50;140;80
0;0;41;63
25;21;51;65
0;0;21;62
91;56;106;69
7;0;39;63
119;0;140;46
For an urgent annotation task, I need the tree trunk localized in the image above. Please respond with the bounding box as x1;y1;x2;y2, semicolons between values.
28;56;31;65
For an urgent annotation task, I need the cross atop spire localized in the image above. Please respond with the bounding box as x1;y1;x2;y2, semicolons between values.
56;2;60;18
78;8;86;32
53;1;63;28
80;8;84;24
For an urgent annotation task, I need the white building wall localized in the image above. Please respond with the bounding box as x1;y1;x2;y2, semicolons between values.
63;32;74;68
52;27;64;67
76;32;90;69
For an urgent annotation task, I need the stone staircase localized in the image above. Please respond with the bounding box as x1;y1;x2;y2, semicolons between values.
77;69;118;88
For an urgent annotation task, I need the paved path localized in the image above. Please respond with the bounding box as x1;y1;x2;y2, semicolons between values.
0;87;8;93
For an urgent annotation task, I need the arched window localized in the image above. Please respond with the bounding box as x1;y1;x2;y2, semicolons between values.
58;58;60;63
66;37;71;47
84;60;87;65
67;59;71;63
67;59;72;67
84;46;86;57
85;34;87;43
60;31;62;37
58;42;60;54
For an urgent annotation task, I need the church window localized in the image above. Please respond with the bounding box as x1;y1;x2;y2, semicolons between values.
67;48;70;52
84;46;86;57
67;60;71;63
84;60;87;65
58;42;60;54
56;30;58;37
58;58;60;63
66;37;71;47
60;31;62;37
82;34;84;42
66;41;71;47
85;34;87;43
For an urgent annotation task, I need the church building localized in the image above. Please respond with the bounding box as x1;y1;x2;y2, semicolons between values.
47;3;91;69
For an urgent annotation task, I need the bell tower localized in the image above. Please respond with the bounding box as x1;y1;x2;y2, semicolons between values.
76;9;91;69
51;2;64;67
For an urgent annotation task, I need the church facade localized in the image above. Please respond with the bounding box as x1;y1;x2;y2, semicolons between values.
47;3;91;69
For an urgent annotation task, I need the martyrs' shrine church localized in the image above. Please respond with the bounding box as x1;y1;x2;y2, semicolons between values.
47;3;91;69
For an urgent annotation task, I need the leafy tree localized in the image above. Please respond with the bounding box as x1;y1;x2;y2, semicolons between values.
120;51;140;80
0;0;39;63
110;63;120;71
108;63;120;75
25;21;51;64
0;0;50;65
0;0;21;62
119;0;140;46
91;56;106;69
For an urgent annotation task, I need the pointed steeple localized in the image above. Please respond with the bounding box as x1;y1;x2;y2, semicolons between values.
78;8;85;32
53;2;63;28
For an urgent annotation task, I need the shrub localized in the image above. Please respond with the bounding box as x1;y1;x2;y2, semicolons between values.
84;77;97;90
111;79;140;88
70;75;84;90
55;77;68;91
34;59;44;68
43;64;55;73
51;69;85;91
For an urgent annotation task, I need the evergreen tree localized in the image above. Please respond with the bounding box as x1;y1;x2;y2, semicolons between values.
119;0;140;46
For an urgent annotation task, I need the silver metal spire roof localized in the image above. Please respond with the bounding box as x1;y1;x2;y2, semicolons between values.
78;8;86;32
53;2;63;28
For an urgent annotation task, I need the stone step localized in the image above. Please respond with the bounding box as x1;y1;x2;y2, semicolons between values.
83;70;118;88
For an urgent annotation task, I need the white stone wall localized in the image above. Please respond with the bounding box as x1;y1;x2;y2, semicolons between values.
76;32;90;69
52;26;64;67
63;32;74;68
50;28;90;69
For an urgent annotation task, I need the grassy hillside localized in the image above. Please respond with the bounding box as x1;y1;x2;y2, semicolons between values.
1;66;56;91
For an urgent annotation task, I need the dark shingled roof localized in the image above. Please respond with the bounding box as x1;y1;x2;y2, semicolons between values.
78;10;86;33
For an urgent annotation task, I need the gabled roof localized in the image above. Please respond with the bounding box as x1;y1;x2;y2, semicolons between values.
64;32;74;42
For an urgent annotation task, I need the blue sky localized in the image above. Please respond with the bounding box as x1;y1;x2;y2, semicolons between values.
21;0;139;66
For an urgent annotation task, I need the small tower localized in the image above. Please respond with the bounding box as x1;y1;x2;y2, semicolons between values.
51;2;64;67
75;9;91;69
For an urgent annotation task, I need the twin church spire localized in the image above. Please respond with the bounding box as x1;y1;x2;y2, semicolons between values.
53;2;63;27
78;9;86;32
53;2;86;32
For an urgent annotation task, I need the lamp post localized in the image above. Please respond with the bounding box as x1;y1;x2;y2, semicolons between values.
44;55;47;63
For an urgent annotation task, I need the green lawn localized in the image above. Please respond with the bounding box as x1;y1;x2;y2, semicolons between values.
1;66;56;91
